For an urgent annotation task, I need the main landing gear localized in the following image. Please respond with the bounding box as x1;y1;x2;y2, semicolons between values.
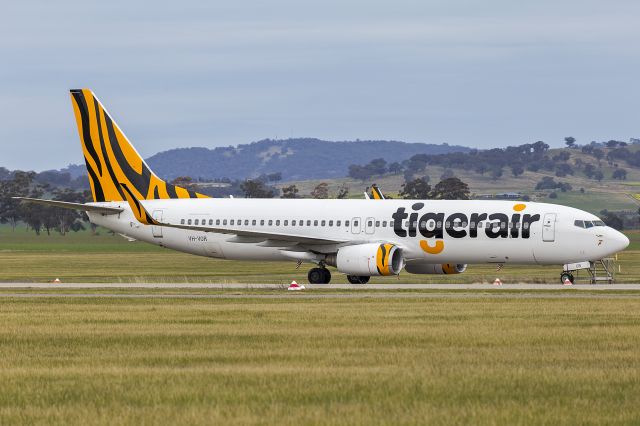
347;275;370;284
308;267;332;284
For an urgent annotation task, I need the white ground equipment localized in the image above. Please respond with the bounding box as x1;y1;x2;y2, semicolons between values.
561;258;616;284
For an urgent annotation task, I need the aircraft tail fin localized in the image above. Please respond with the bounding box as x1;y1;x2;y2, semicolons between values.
69;89;209;202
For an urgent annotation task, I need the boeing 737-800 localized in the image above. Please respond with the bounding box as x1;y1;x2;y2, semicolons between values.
15;89;629;284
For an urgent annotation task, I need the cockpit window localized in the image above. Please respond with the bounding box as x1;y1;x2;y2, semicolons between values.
585;221;594;228
593;220;605;226
574;220;584;228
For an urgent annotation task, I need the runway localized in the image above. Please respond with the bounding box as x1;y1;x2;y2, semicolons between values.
1;282;640;290
0;282;640;299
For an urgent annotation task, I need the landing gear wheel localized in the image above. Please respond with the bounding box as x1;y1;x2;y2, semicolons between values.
308;268;331;284
347;275;370;284
560;272;574;284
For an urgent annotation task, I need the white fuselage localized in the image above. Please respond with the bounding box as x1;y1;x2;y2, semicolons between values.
87;198;629;269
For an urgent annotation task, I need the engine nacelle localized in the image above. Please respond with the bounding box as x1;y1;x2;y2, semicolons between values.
405;263;467;275
328;243;405;276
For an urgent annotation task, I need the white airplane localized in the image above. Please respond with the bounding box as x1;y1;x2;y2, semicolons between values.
15;89;629;284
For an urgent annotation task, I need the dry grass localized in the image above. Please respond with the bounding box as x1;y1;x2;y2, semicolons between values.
0;295;639;425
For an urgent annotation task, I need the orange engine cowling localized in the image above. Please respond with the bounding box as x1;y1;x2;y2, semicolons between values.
404;263;467;275
328;243;405;276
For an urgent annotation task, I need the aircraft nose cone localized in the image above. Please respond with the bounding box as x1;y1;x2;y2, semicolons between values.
611;229;630;253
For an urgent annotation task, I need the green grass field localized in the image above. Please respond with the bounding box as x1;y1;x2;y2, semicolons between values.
1;226;639;283
0;293;639;425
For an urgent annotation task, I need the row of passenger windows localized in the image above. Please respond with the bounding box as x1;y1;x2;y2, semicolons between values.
574;220;606;228
181;218;368;228
179;218;530;230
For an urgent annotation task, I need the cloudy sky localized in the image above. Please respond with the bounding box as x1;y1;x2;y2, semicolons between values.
1;0;639;170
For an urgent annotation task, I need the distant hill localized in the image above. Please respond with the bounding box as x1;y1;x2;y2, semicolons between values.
145;138;470;181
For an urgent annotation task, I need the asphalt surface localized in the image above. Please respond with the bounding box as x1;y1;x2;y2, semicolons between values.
1;283;640;290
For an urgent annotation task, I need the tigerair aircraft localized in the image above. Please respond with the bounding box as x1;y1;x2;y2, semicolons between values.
14;89;630;284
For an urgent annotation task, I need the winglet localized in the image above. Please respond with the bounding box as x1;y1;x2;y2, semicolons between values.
370;184;385;200
120;183;160;225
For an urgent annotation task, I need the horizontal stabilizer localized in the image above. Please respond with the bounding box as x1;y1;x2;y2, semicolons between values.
12;197;123;214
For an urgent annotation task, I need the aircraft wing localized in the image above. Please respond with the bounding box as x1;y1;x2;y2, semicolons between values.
12;197;123;214
119;183;348;245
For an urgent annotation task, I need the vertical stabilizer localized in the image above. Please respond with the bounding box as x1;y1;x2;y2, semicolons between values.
69;89;208;202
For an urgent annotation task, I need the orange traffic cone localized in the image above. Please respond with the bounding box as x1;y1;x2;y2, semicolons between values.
52;278;61;284
493;278;502;286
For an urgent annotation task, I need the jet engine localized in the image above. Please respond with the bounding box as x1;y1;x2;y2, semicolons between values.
326;243;404;276
404;263;467;275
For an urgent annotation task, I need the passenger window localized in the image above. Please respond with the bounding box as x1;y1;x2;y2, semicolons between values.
329;220;333;226
314;220;318;226
260;220;265;226
445;221;450;228
307;220;311;226
353;221;358;227
188;219;192;225
375;221;380;227
382;221;387;227
194;219;199;225
477;222;483;228
181;219;185;225
337;220;341;226
346;220;350;227
269;220;273;226
276;220;280;226
223;219;227;225
523;223;529;229
252;220;256;225
284;220;288;226
208;219;212;225
321;220;326;226
230;220;234;225
437;221;442;228
292;220;296;226
462;222;467;227
216;219;220;225
500;222;506;229
470;222;476;229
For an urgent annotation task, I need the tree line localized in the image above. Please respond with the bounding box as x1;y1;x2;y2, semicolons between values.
0;171;90;235
348;139;638;183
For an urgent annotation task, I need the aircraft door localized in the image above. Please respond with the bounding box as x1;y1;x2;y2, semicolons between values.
542;213;556;242
152;210;163;238
351;217;361;234
365;217;375;234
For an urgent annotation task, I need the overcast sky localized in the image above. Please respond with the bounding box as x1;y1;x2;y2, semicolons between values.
1;0;639;170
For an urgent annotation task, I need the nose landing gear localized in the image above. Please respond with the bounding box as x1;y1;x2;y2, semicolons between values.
560;272;575;284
